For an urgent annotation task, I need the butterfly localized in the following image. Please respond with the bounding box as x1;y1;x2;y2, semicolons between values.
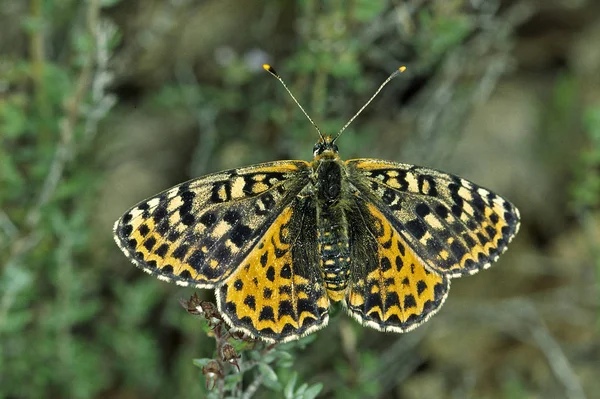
113;65;520;343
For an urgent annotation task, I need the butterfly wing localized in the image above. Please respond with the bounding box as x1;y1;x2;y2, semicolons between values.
344;197;449;331
113;160;312;288
346;159;520;277
216;196;330;343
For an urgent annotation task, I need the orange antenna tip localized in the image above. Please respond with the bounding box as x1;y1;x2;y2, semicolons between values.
399;66;407;72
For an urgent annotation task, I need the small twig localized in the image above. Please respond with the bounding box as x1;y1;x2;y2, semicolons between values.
0;258;35;331
0;210;18;240
83;19;117;148
375;326;429;394
462;298;587;399
528;315;587;399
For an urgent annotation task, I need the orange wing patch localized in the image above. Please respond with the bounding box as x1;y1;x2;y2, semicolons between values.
216;205;330;343
345;203;449;332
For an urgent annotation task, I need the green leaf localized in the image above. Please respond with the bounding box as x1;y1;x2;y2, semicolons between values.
100;0;122;7
278;360;294;368
0;101;28;138
295;382;308;397
192;358;213;369
353;0;386;22
303;383;323;399
274;350;293;361
0;308;34;334
258;362;278;384
223;373;242;390
21;15;43;34
0;150;25;197
284;372;298;399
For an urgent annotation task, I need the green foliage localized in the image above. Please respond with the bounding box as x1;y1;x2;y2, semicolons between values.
185;297;322;399
415;6;474;65
501;374;530;399
0;1;118;398
571;105;600;211
0;1;506;398
190;302;323;399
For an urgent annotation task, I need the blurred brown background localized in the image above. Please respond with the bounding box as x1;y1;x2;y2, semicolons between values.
1;0;599;398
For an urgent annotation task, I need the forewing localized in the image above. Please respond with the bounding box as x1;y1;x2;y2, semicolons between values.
113;161;310;288
216;197;329;343
345;199;449;332
347;159;520;277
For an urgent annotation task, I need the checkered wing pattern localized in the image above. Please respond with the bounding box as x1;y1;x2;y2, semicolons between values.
113;161;311;288
345;199;449;331
347;159;520;278
216;197;330;343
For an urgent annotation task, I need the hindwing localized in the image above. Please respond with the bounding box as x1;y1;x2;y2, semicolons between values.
216;197;329;343
345;198;449;331
113;161;310;287
346;159;520;277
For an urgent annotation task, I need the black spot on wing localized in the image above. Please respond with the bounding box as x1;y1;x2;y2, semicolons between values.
260;251;268;267
172;244;189;260
138;224;150;236
435;204;449;219
199;212;217;227
187;250;205;272
259;306;275;322
280;263;292;279
380;257;392;272
415;203;431;218
230;224;253;247
266;267;275;282
244;295;256;310
234;279;243;290
153;204;168;224
143;237;156;251
395;256;403;271
155;243;169;257
278;300;294;317
403;294;417;309
179;269;192;279
384;292;400;310
449;240;467;260
405;218;427;240
121;224;133;237
122;213;132;224
181;213;195;226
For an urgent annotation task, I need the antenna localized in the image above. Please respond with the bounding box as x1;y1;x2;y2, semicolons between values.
263;64;324;140
332;66;406;143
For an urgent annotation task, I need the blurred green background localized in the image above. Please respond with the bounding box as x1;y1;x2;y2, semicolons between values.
1;0;599;398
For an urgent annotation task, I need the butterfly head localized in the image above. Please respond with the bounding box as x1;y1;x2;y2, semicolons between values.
313;136;339;158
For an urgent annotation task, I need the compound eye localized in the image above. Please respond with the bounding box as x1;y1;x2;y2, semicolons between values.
333;144;339;152
313;142;323;155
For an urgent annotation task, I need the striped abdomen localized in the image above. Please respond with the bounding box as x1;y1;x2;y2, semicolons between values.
317;207;351;302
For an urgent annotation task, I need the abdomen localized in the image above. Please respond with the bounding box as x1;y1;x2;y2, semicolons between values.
317;206;350;302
